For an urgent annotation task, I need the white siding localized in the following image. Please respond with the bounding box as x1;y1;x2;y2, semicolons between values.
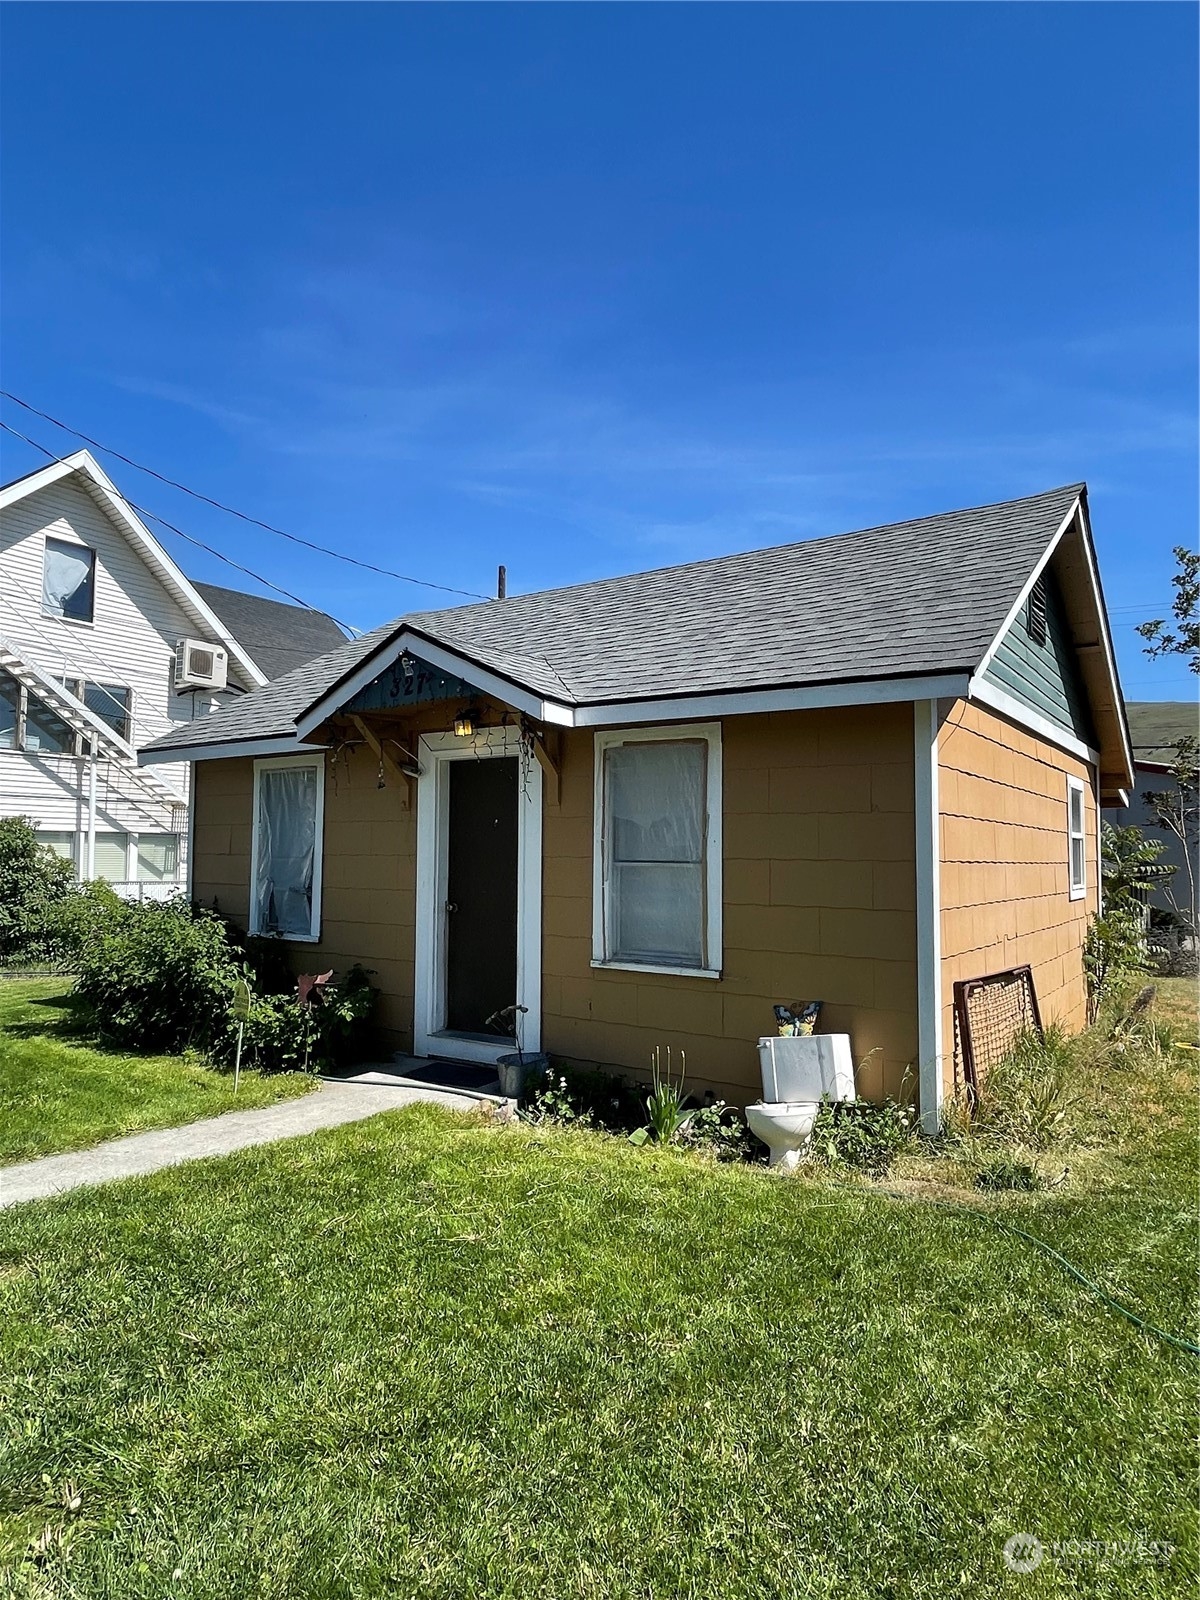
0;477;244;881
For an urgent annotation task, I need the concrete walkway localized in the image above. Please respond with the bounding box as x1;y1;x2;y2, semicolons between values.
0;1078;479;1211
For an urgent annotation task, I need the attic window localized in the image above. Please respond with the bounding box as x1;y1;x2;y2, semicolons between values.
1027;578;1048;646
43;538;96;623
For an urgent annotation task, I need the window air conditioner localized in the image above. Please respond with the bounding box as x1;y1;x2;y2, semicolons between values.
174;639;228;692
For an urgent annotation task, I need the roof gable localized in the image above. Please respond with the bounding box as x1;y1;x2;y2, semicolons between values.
982;567;1097;747
0;451;268;689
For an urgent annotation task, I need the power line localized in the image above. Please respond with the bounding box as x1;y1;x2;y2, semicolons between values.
1;390;491;601
0;420;361;634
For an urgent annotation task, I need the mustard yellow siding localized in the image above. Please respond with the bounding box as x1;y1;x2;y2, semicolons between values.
192;751;417;1039
190;703;921;1105
937;697;1098;1094
543;707;918;1103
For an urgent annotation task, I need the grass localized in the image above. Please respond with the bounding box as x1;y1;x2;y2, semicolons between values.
0;978;315;1165
0;983;1195;1598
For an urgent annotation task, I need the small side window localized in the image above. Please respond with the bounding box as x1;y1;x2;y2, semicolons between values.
83;682;132;742
43;538;96;623
1067;777;1086;900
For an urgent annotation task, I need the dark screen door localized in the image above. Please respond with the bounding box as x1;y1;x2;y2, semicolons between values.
445;757;519;1035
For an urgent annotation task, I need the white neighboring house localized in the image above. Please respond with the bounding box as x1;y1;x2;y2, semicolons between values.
0;449;343;897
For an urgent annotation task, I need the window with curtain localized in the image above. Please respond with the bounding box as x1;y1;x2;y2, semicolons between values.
597;734;718;970
252;759;323;939
1067;778;1086;900
42;538;96;622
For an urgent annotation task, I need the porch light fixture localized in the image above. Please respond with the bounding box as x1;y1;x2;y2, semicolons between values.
453;707;477;738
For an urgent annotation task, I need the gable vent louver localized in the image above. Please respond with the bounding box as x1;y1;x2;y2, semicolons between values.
1027;579;1048;647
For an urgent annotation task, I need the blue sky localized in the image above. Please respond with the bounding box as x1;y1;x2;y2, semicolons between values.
1;2;1195;699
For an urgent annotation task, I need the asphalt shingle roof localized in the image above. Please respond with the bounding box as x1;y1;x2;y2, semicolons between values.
142;483;1084;755
194;583;347;681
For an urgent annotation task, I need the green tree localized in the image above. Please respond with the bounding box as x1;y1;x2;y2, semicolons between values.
1135;545;1198;943
1099;821;1170;909
1136;545;1199;675
0;816;76;964
1139;735;1198;937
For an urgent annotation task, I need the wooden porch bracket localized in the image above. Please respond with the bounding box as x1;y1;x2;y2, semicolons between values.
350;715;415;807
530;728;561;806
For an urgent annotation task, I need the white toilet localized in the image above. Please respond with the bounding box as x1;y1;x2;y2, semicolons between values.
746;1034;856;1170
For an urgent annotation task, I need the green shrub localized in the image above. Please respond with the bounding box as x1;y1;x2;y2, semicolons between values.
44;879;125;963
678;1099;758;1162
0;816;78;965
520;1061;643;1131
75;899;242;1054
235;963;378;1074
811;1097;917;1178
520;1068;598;1130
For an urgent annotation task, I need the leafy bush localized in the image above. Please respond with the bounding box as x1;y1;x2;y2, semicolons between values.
678;1099;758;1162
75;899;242;1054
520;1061;644;1131
520;1068;598;1130
968;1026;1073;1151
236;963;377;1074
44;879;125;962
810;1096;917;1178
0;817;78;966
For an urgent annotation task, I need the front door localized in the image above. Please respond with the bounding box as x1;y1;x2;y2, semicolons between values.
444;756;519;1035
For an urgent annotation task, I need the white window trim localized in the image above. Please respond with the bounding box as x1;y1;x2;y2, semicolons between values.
1067;775;1087;901
591;722;722;980
249;752;326;942
413;726;542;1063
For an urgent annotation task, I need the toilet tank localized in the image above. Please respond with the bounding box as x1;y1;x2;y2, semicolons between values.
757;1034;856;1104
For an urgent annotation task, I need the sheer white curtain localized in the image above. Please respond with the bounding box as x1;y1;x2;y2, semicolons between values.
604;740;705;966
43;540;95;621
255;766;318;935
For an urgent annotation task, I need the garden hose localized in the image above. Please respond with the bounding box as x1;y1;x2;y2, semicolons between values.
878;1189;1200;1359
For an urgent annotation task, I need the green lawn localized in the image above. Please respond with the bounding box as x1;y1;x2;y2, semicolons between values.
0;978;315;1165
0;984;1195;1598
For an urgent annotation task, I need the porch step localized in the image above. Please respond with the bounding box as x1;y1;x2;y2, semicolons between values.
323;1056;504;1104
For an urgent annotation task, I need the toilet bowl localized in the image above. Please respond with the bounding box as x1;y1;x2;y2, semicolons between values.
747;1034;856;1169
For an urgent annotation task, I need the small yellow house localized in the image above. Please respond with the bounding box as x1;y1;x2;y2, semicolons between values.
141;484;1133;1130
